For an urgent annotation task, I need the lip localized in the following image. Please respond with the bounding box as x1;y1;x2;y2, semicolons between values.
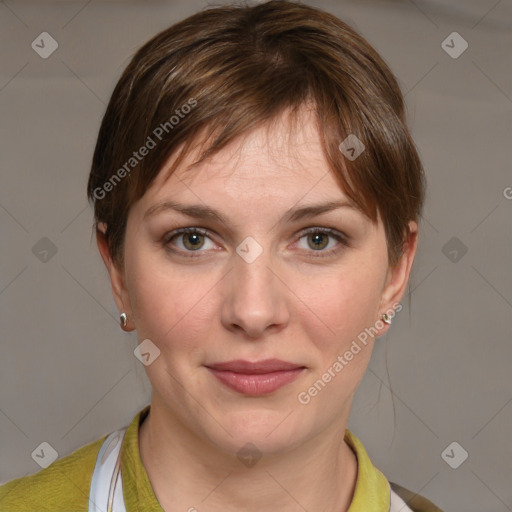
206;358;304;373
205;359;306;395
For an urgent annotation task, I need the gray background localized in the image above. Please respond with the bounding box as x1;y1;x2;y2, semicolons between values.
1;0;511;511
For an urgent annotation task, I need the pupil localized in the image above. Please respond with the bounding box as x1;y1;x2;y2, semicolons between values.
186;233;202;249
310;233;327;250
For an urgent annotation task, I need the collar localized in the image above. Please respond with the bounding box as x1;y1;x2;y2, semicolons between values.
344;429;391;511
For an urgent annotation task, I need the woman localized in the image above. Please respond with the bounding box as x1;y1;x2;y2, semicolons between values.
0;1;444;510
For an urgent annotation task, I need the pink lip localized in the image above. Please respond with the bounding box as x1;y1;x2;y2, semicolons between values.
206;358;303;373
205;359;306;395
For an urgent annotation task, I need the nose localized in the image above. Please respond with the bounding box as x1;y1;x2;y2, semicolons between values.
220;241;290;339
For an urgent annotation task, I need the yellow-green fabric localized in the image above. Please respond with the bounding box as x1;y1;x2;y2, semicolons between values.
0;404;392;511
0;432;104;511
344;429;390;511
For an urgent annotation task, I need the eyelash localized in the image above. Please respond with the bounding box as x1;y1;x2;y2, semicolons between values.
162;227;349;259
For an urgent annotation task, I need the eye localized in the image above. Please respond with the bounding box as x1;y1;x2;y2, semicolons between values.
295;227;349;257
164;227;216;255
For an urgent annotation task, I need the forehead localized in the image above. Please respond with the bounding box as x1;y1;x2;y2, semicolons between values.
146;107;341;201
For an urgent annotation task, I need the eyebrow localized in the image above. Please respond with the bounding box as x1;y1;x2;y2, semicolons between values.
143;199;359;225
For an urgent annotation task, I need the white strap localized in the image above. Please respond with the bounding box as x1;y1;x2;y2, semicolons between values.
88;428;128;512
390;486;414;512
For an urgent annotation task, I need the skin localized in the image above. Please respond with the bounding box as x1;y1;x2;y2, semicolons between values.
97;106;418;512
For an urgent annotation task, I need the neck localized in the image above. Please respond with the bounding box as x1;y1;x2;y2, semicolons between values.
138;399;358;512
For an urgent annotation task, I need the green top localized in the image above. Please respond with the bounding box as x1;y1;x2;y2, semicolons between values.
0;404;416;511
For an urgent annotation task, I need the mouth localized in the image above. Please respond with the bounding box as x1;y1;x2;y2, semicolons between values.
205;359;306;395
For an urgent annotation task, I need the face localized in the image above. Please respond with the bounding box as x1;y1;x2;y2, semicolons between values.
99;107;417;457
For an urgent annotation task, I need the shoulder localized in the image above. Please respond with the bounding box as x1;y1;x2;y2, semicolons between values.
390;481;445;512
0;435;106;512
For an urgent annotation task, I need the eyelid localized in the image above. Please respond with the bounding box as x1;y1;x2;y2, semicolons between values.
298;226;349;242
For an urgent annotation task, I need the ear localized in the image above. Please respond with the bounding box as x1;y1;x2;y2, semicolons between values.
377;220;418;334
96;222;135;331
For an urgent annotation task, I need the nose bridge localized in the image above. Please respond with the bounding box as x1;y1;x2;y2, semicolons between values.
233;235;276;300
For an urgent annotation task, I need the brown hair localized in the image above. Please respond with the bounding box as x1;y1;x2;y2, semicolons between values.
87;0;425;269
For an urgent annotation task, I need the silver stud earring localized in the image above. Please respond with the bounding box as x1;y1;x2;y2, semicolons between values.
382;313;392;325
120;312;127;329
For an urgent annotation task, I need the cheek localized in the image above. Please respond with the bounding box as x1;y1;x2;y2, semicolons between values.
295;260;385;352
294;266;382;411
126;248;219;350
